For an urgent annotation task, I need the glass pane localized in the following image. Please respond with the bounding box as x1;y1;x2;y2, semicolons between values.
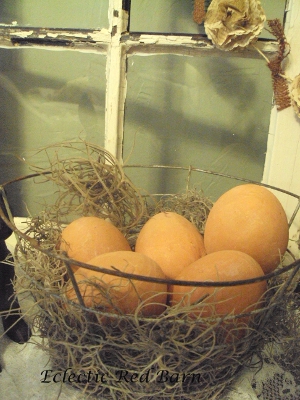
0;48;106;216
130;0;285;39
0;0;109;29
123;54;273;201
130;0;200;34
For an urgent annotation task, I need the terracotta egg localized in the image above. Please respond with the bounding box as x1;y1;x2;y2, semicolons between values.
135;211;206;279
65;250;168;318
204;184;289;274
59;216;131;271
171;250;267;319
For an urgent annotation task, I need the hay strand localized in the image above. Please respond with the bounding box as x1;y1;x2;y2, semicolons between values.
24;140;146;234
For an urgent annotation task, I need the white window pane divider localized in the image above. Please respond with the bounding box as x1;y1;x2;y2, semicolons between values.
105;0;128;160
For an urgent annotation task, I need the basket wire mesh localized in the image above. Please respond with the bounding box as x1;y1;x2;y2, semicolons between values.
0;146;299;399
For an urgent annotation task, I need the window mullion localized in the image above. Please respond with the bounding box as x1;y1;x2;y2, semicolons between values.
104;0;128;159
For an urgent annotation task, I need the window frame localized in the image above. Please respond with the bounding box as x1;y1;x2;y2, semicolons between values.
0;0;299;253
0;0;280;160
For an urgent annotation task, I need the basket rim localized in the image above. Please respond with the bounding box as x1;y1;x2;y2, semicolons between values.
1;164;300;199
58;251;300;286
123;164;300;228
1;203;299;287
2;164;300;227
124;163;300;199
0;165;300;287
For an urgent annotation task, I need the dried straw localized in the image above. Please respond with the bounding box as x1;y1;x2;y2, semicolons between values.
25;140;146;234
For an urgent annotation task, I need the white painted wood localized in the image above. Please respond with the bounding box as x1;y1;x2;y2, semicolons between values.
104;0;128;159
125;34;278;57
263;0;300;256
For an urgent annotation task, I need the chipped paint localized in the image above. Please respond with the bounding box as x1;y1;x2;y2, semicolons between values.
0;27;111;51
125;33;278;59
12;30;34;38
0;24;278;59
104;0;128;159
90;29;111;42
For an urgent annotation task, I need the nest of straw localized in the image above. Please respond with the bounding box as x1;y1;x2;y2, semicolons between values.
25;140;146;234
4;141;300;399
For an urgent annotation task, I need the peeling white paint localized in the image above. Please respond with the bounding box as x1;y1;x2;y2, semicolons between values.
125;34;278;58
104;0;128;159
139;35;158;45
13;30;34;38
0;27;112;49
43;28;111;42
90;28;111;42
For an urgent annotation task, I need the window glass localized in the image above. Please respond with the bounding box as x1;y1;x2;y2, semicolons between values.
0;0;109;29
0;48;106;215
130;0;285;39
130;0;200;34
123;54;273;200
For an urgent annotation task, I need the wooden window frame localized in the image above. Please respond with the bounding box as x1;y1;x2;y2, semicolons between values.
0;0;279;159
0;0;299;253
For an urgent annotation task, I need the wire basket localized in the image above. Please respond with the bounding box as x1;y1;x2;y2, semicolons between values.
0;141;300;400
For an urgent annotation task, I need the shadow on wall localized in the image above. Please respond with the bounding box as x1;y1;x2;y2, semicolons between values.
122;54;272;196
0;48;106;217
0;2;21;25
0;49;24;216
0;49;272;212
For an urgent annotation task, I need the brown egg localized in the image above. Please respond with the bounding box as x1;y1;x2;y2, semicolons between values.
204;184;289;274
171;250;267;340
135;211;206;279
59;216;131;271
65;251;168;318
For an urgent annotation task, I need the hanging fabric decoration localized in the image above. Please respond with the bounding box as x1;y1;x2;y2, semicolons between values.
204;0;266;51
291;74;300;117
264;19;291;111
193;0;206;24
